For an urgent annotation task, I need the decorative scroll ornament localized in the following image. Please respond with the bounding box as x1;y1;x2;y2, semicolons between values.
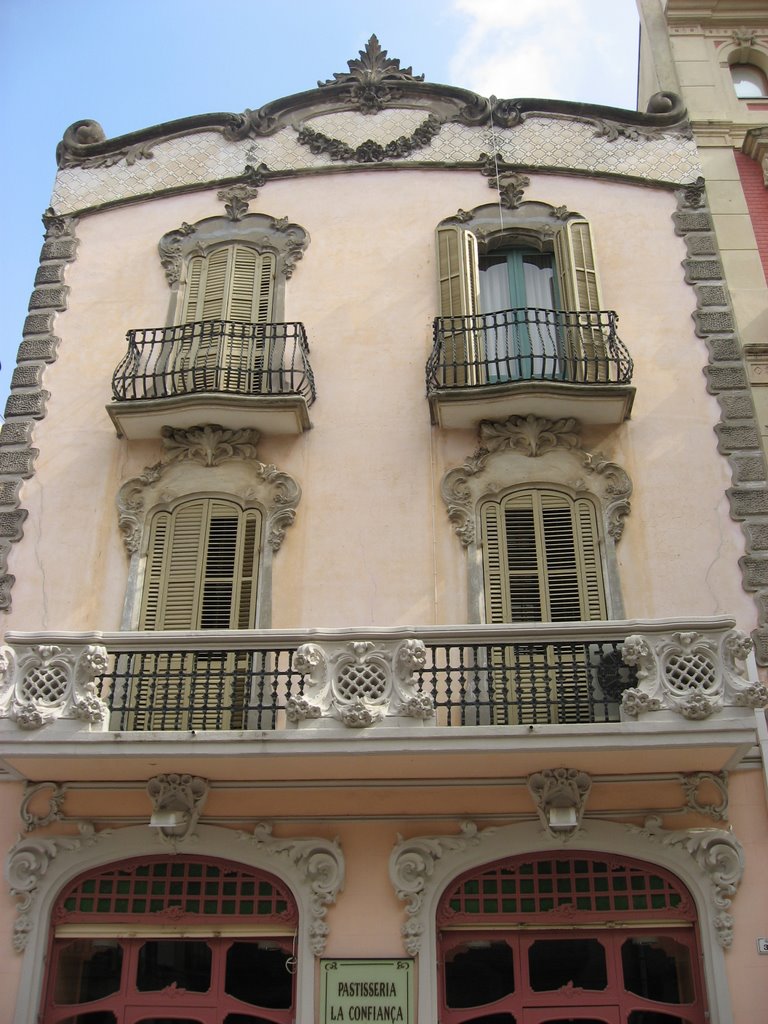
0;643;109;730
628;815;744;947
682;176;706;209
147;774;209;849
479;157;530;209
161;424;260;466
620;628;765;719
238;822;344;955
441;416;631;546
158;222;196;285
681;772;729;822
20;783;66;832
295;114;442;163
527;768;592;841
158;213;309;285
287;638;433;727
217;183;262;221
117;425;301;555
389;823;488;955
318;34;424;113
6;822;109;951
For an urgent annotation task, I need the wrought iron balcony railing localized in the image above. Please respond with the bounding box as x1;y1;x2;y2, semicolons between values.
426;308;633;392
1;620;761;735
111;320;316;405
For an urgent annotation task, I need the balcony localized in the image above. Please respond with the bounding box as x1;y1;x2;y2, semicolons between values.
427;308;635;429
0;619;762;781
106;320;316;438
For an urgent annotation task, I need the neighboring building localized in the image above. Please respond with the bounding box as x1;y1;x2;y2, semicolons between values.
639;0;768;663
0;33;767;1023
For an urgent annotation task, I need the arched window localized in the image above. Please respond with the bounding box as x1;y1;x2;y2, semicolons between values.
731;62;768;98
437;852;707;1023
41;856;298;1024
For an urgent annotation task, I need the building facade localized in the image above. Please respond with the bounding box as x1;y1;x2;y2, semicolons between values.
0;32;767;1023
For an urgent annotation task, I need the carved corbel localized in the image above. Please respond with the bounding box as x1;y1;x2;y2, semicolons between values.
389;823;488;955
147;774;209;848
238;822;344;955
527;768;592;840
628;815;744;947
6;822;109;952
20;783;66;832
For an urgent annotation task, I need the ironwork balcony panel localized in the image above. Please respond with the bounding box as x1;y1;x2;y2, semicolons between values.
0;619;760;779
427;308;635;428
107;320;316;438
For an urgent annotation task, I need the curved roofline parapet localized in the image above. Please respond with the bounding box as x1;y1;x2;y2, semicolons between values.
56;35;689;170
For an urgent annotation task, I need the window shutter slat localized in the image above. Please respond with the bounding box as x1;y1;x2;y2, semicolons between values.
436;225;479;318
482;489;606;624
199;248;230;321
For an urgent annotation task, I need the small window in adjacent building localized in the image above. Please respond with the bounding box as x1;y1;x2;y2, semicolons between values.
731;63;768;98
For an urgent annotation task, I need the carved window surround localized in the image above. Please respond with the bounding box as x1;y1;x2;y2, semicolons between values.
5;822;344;1024
441;415;631;622
117;425;300;629
158;211;310;326
389;817;742;1023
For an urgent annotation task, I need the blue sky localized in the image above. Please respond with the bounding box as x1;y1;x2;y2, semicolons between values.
0;0;640;408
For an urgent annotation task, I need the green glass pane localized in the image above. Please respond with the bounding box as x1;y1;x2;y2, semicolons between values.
205;882;218;895
185;900;200;913
149;900;163;912
204;900;217;914
465;899;480;913
115;899;129;913
613;878;627;891
80;899;94;912
615;896;629;910
132;899;146;913
169;882;183;895
189;864;203;877
501;880;516;893
83;880;96;893
540;898;553;911
116;881;130;894
521;898;536;912
632;896;648;910
483;879;498;893
465;880;480;895
171;863;185;876
596;897;610;911
521;880;534;894
241;882;254;896
483;900;498;913
241;900;254;914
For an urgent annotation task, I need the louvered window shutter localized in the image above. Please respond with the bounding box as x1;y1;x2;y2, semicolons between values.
553;219;606;378
436;225;479;318
140;499;262;630
181;246;275;324
481;490;606;624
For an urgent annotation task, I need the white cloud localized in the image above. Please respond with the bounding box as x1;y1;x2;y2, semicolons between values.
448;0;638;108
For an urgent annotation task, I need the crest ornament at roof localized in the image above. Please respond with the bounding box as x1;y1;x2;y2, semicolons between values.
318;34;425;113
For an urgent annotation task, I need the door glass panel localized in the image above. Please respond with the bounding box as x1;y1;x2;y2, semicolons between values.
54;940;123;1004
136;940;211;992
627;1013;688;1024
528;938;607;991
57;1014;117;1024
224;1016;285;1023
454;1016;516;1024
225;942;293;1008
444;940;515;1008
622;936;693;1004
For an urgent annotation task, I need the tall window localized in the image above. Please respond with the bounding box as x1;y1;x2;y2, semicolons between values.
171;244;277;394
480;488;606;625
436;215;606;384
140;498;262;631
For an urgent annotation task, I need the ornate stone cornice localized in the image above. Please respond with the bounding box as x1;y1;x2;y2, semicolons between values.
238;822;344;955
441;415;632;546
54;32;688;168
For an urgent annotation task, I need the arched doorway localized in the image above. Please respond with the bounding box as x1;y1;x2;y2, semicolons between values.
40;855;298;1023
437;852;707;1024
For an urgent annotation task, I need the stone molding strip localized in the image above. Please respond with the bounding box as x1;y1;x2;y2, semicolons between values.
674;182;768;663
0;211;77;611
